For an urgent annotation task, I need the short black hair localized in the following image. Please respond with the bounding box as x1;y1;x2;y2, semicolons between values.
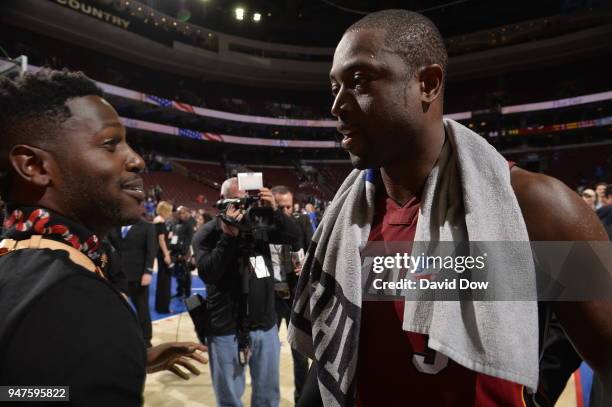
347;10;447;82
271;185;292;195
0;69;103;197
605;185;612;198
0;69;103;157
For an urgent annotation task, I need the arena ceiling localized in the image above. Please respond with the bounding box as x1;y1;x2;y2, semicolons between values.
149;0;578;46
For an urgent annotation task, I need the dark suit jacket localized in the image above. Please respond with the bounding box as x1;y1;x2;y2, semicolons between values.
108;220;157;282
293;212;314;252
101;238;128;294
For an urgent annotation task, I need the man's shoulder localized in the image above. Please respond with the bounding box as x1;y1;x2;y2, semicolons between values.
510;167;572;208
203;218;218;231
0;249;134;346
596;204;612;219
0;248;125;301
0;246;94;277
510;167;607;240
194;219;219;241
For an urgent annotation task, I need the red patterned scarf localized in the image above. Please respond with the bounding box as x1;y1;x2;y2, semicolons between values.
2;207;104;268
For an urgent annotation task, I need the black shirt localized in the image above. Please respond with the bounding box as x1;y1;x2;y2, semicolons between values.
192;209;300;336
596;205;612;239
0;207;147;406
0;267;146;406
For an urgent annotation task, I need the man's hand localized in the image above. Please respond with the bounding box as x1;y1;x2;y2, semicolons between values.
141;273;152;286
164;253;172;266
294;263;303;276
146;342;208;380
259;188;277;210
220;204;243;237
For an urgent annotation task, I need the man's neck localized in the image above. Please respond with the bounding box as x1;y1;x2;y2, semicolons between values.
11;200;108;238
380;121;445;206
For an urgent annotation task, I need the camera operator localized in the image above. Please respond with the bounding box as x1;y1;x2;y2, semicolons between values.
192;177;300;407
168;206;195;298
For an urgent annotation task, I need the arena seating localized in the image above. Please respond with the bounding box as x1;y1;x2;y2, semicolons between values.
141;171;219;210
173;159;227;185
505;144;612;189
312;163;353;192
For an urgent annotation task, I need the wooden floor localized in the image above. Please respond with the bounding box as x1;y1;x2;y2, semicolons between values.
144;314;578;407
145;314;297;407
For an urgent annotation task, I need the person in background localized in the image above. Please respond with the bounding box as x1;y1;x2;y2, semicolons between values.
304;203;318;232
154;200;173;314
153;184;163;201
270;185;311;405
195;212;206;232
101;237;128;295
108;218;157;348
144;196;156;220
198;208;213;223
595;182;608;210
581;188;597;210
169;205;195;298
193;177;300;407
596;185;612;239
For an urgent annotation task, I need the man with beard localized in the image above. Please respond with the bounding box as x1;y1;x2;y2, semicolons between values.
289;10;611;407
0;69;207;406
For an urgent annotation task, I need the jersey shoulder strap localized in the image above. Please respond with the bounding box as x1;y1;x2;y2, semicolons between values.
0;235;106;279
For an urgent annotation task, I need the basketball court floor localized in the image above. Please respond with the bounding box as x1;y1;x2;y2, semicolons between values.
145;314;297;406
143;272;583;407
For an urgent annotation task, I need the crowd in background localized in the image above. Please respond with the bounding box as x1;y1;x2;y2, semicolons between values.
580;182;612;239
123;179;322;405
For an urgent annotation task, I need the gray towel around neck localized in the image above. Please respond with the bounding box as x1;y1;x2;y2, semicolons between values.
288;119;539;407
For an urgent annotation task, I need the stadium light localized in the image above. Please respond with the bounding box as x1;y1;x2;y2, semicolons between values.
253;12;261;22
235;7;245;20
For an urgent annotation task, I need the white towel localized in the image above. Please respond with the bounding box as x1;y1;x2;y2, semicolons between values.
288;119;539;407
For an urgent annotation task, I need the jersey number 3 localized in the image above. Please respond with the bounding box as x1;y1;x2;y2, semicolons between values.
412;346;449;375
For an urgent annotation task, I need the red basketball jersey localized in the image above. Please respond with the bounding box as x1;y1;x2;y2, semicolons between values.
356;191;526;407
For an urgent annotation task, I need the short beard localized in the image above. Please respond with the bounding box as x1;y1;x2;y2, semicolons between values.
58;169;136;234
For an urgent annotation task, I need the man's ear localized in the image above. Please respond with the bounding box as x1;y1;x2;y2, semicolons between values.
8;144;56;188
419;64;444;104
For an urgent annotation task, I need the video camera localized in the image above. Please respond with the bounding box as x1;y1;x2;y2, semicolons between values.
214;196;260;211
215;173;275;244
